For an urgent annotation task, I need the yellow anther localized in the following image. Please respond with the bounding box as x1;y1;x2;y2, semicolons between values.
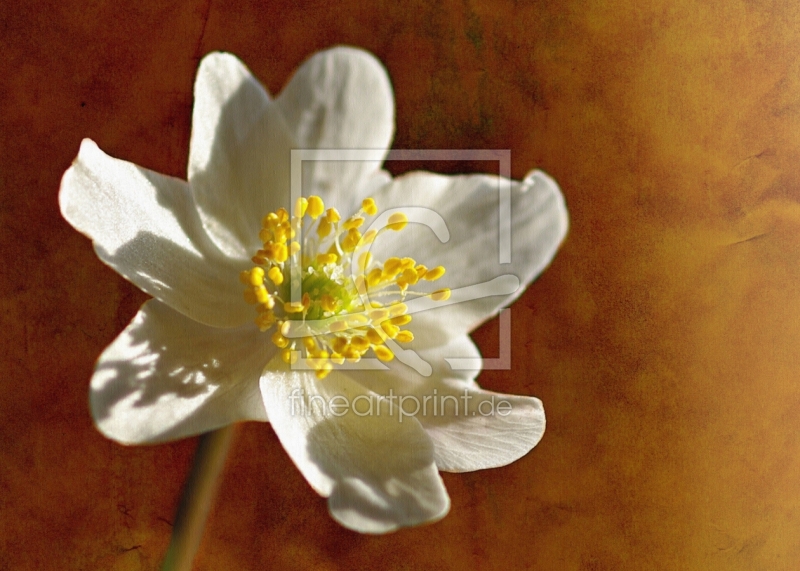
325;207;341;223
380;322;400;338
281;348;299;364
390;314;412;326
361;197;377;216
329;320;348;333
261;296;276;310
332;337;348;354
351;335;370;351
248;267;265;286
369;309;389;321
267;266;284;286
424;266;446;281
347;313;369;326
387;212;408;231
302;336;318;352
395;330;414;343
320;294;338;313
280;320;292;337
243;288;258;304
262;212;279;228
366;327;385;345
271;331;289;348
399;267;419;285
389;303;408;316
254;285;270;304
366;268;383;288
382;257;402;277
331;353;345;365
358;251;372;272
239;270;251;285
276;244;291;262
400;257;416;271
316;253;338;265
374;345;394;362
307;196;324;219
341;228;362;252
431;288;451;301
317;219;332;238
343;346;362;361
260;244;275;259
343;217;365;230
284;301;305;313
276;208;289;223
315;361;333;379
415;264;428;279
289;241;301;255
295;197;309;218
256;312;275;331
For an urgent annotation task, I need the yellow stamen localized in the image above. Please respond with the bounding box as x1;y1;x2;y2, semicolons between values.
387;213;408;231
395;330;414;343
294;197;309;218
325;207;341;223
374;345;394;362
361;198;377;216
307;196;325;219
267;266;284;286
423;266;446;281
281;348;299;364
431;288;451;301
271;331;289;348
343;217;365;230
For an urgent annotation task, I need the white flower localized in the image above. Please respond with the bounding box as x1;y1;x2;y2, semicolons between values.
59;47;568;533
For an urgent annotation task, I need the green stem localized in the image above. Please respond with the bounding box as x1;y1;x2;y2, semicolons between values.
161;425;236;571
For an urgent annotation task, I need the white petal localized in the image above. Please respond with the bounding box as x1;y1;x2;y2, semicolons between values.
418;379;545;473
274;47;395;216
347;335;544;472
369;169;568;346
259;357;449;533
188;52;296;258
91;300;271;444
60;139;252;328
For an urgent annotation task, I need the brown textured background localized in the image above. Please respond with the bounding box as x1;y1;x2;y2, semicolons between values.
3;0;800;569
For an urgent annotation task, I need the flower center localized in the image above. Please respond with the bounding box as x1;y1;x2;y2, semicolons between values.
239;195;450;379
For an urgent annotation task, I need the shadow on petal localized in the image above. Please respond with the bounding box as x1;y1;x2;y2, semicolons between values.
304;413;449;534
91;299;270;444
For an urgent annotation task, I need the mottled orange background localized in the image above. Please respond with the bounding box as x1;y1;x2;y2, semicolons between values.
3;0;800;569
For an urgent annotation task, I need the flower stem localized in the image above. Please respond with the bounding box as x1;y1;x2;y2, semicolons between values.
161;425;236;571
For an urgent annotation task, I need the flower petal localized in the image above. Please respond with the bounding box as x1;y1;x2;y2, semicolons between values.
346;335;544;472
188;52;296;258
369;169;568;346
416;378;545;473
91;300;272;444
259;357;450;533
274;47;395;216
60;139;253;327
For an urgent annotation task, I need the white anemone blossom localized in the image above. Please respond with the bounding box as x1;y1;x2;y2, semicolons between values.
59;47;568;533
